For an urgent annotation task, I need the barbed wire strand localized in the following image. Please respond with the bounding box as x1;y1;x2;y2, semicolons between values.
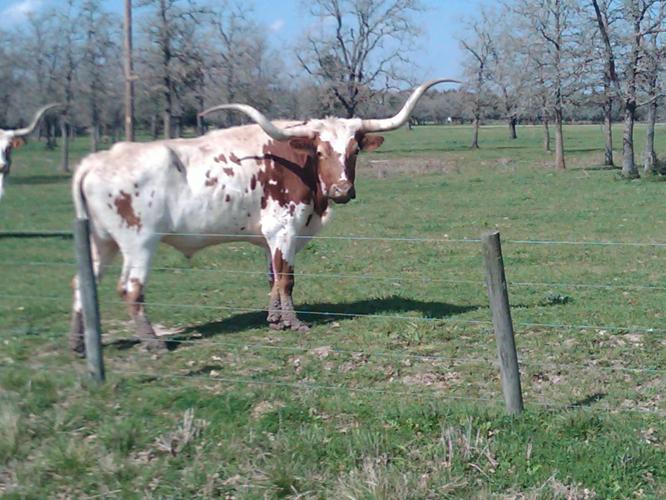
2;322;664;376
6;259;666;293
4;292;666;336
0;361;662;416
9;228;666;248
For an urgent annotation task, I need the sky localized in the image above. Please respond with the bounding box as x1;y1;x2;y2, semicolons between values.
0;0;493;80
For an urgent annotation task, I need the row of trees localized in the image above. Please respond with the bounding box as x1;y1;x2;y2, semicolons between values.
1;0;664;177
460;0;666;176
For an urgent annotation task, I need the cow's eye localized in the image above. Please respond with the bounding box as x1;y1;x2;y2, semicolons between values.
316;150;323;158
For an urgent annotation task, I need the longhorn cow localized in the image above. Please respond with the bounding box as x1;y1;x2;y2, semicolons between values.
70;79;458;353
0;104;62;199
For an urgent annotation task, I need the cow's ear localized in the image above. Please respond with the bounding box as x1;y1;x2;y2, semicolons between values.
10;137;25;149
288;137;314;152
360;135;384;152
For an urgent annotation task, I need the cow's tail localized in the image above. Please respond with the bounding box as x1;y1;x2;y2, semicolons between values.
72;161;90;220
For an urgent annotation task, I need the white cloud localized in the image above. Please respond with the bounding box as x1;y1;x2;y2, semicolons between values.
270;18;285;32
2;0;43;22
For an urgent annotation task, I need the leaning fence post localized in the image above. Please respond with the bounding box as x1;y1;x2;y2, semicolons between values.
482;231;523;415
73;218;105;382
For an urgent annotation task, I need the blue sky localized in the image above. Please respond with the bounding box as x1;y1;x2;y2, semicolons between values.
0;0;492;79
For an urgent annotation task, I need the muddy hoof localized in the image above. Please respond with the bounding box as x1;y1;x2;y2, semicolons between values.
143;338;168;352
71;343;86;358
284;320;310;333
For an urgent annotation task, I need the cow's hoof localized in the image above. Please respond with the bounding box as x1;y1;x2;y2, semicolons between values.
284;319;310;333
269;321;288;331
71;343;86;358
143;338;168;352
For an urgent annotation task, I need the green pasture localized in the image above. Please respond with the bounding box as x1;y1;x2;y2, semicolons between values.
0;124;665;497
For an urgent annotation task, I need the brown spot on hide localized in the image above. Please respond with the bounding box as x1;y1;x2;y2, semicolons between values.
240;226;246;231
216;153;227;163
223;167;234;176
229;153;241;165
107;203;113;209
205;170;218;186
10;137;25;149
114;190;142;231
306;214;313;226
134;183;139;189
250;175;257;190
107;193;112;198
250;138;328;216
289;203;295;216
225;194;231;202
135;192;140;197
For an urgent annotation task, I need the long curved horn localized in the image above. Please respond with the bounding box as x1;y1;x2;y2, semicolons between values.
360;79;461;132
11;103;65;137
199;104;314;141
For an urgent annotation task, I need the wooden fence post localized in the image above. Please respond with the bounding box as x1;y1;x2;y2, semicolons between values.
482;231;523;415
73;218;105;382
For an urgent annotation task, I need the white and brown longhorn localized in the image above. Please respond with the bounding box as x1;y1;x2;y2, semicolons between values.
70;79;459;353
0;104;63;199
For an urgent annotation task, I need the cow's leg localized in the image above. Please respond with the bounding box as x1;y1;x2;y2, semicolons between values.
117;240;165;351
265;248;281;325
70;237;118;356
266;243;309;332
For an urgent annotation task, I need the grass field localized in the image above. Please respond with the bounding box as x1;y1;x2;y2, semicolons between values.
1;124;665;498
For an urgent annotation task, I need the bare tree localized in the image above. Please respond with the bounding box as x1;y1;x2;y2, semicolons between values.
642;33;664;174
297;0;423;118
590;0;621;166
460;15;493;148
513;0;579;170
487;23;528;140
592;0;666;178
80;0;120;152
138;0;209;138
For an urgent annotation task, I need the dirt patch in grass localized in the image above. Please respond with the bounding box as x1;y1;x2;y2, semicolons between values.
359;157;460;178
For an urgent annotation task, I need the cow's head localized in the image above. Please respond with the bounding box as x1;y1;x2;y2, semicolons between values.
200;79;460;204
0;103;63;200
283;123;385;204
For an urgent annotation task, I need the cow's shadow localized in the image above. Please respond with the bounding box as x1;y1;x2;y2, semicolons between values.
170;295;479;347
9;175;70;186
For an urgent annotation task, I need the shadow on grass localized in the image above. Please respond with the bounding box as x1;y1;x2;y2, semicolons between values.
9;175;70;185
170;295;480;346
567;392;607;409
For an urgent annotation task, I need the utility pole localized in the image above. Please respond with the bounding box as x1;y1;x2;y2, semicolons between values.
124;0;135;141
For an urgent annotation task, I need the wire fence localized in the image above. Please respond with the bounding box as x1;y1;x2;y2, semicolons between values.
1;228;665;417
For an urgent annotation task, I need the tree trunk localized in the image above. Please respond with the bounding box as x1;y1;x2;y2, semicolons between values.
90;124;99;153
622;101;638;178
471;115;480;149
554;108;565;170
163;110;172;140
543;117;551;152
602;99;613;167
174;116;182;138
509;116;517;140
60;118;70;173
643;98;658;175
124;0;135;142
150;114;158;139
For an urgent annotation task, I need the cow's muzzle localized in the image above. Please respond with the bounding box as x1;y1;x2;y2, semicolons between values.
328;182;356;204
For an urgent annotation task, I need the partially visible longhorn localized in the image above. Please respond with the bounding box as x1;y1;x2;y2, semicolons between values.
0;103;64;200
